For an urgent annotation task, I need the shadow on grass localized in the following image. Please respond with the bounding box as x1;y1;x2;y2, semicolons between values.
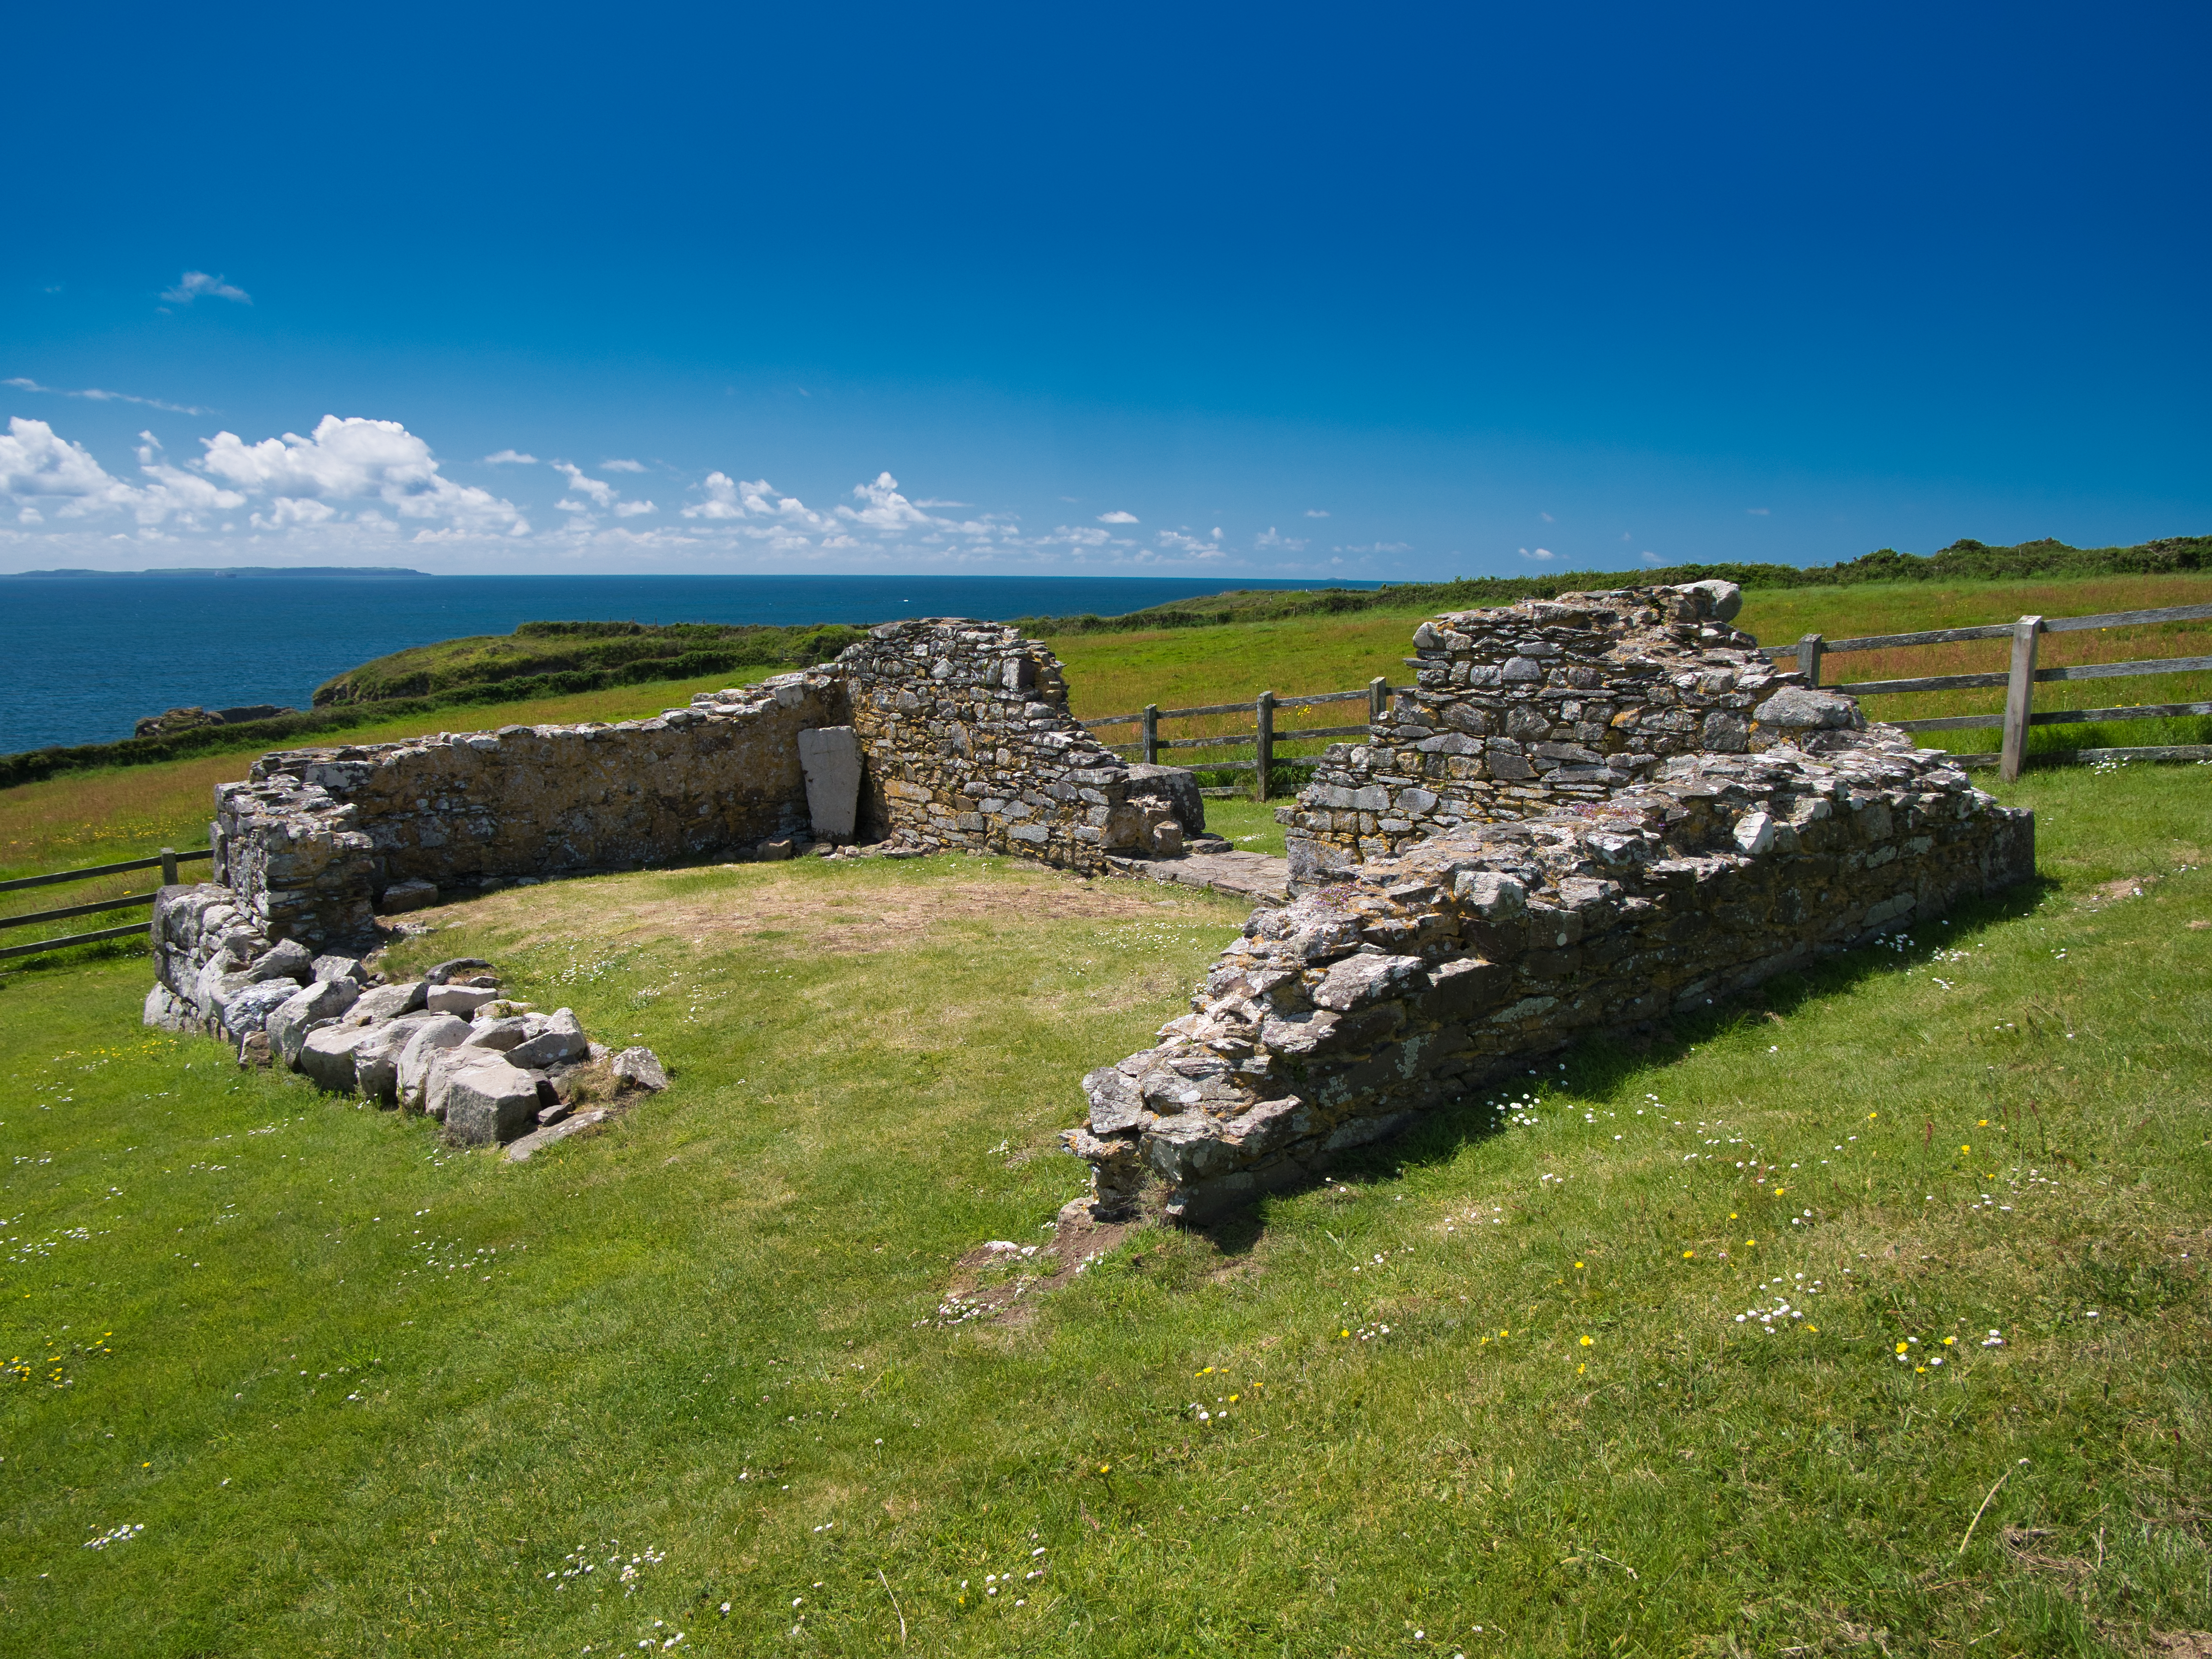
1194;874;2058;1249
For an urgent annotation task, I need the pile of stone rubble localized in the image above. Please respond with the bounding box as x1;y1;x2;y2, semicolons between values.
146;884;664;1154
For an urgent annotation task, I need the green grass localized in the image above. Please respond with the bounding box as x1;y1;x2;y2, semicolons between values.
1;765;2208;1655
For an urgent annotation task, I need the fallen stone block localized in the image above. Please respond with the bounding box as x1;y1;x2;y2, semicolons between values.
507;1009;587;1069
270;977;360;1067
311;955;370;985
611;1047;668;1091
443;1059;548;1146
298;1023;382;1094
220;977;301;1039
350;980;427;1024
354;1013;443;1107
427;984;500;1016
397;1015;472;1111
379;877;440;914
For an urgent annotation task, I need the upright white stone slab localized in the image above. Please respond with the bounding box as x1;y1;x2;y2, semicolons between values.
797;725;862;840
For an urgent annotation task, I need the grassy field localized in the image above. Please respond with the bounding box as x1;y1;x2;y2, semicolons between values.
0;761;2207;1656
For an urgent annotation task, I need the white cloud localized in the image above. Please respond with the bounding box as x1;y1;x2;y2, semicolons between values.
1255;527;1307;552
600;458;646;473
840;472;934;532
161;271;252;305
552;462;616;508
1541;512;1555;523
1642;550;1664;564
0;415;246;527
252;497;338;529
198;415;526;533
1518;547;1557;562
613;499;656;517
680;472;835;531
1154;529;1226;559
481;449;537;465
5;376;212;416
1097;509;1139;524
914;497;971;508
1302;508;1329;518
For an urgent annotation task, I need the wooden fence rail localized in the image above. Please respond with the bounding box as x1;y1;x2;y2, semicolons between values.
1080;678;1398;801
1764;601;2212;780
0;846;211;961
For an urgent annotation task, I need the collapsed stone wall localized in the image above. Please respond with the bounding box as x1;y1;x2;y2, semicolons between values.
1278;581;1867;885
213;672;846;947
838;619;1182;870
1068;735;2034;1222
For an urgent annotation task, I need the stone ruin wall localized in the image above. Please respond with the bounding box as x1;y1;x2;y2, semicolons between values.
201;620;1187;954
214;672;848;947
839;619;1183;869
1277;580;1868;886
1069;737;2035;1222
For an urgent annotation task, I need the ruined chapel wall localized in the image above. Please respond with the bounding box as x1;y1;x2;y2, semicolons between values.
214;672;846;947
1279;583;1869;885
1069;739;2035;1222
836;619;1161;871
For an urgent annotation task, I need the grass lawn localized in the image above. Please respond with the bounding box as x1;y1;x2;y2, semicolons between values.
1;762;2208;1656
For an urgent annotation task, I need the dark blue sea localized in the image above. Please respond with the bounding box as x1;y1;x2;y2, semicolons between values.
0;573;1380;755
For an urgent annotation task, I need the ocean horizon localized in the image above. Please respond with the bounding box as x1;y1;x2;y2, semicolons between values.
0;572;1382;755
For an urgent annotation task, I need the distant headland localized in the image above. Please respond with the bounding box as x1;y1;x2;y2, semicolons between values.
3;565;434;579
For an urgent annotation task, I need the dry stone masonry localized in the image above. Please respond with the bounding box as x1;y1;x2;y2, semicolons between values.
839;619;1188;867
1277;580;1865;885
145;882;665;1151
1065;582;2037;1221
213;671;847;945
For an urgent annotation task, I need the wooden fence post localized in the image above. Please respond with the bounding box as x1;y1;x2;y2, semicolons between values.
160;847;179;888
1142;704;1159;765
1369;676;1389;722
2000;615;2043;782
1796;634;1824;687
1255;691;1275;803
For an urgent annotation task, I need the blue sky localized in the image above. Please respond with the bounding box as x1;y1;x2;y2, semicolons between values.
4;0;2207;579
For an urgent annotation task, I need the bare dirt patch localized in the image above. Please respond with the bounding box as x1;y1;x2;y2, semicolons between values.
396;858;1237;960
930;1199;1143;1331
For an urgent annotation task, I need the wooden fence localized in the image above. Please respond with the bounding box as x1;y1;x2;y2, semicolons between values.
1767;601;2212;781
0;847;212;961
1080;677;1398;801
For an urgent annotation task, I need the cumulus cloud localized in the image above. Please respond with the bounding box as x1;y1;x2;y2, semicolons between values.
161;271;252;305
1154;529;1226;559
197;415;527;534
680;472;834;531
552;462;616;508
1518;547;1557;561
600;458;646;473
840;472;934;532
1302;508;1329;518
0;415;246;527
5;376;211;415
613;500;655;517
1096;509;1138;524
1255;527;1307;552
481;449;537;465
